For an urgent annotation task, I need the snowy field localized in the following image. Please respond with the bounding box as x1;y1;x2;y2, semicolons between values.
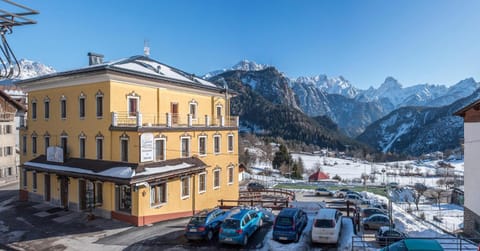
243;152;476;250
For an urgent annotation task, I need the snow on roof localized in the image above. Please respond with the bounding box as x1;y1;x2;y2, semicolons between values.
25;160;195;180
24;161;135;179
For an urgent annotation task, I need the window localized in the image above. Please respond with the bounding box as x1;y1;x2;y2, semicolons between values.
228;134;234;152
189;101;197;119
95;182;103;205
128;97;139;117
228;166;234;184
155;139;165;161
198;136;207;156
32;172;37;191
199;173;206;193
79;95;86;118
79;137;86;159
151;183;167;206
96;138;103;160
213;169;220;189
44;99;50;119
22;169;27;187
181;137;190;158
0;147;2;157
61;136;68;158
214;135;221;154
5;125;11;134
7;167;12;176
96;92;103;117
31;101;37;119
5;146;12;156
216;105;222;118
118;185;131;212
60;98;67;119
22;135;27;154
32;135;37;155
121;138;128;162
44;136;50;155
181;177;190;199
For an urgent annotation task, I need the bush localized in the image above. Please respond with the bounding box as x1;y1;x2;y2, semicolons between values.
419;212;425;220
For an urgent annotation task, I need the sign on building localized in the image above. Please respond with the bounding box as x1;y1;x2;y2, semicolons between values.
140;133;154;162
47;146;64;163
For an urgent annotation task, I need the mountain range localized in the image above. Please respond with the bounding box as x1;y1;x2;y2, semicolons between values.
4;58;477;156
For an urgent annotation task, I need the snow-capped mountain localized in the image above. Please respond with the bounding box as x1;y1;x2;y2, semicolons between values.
291;75;359;98
357;88;480;156
0;59;56;85
203;59;268;79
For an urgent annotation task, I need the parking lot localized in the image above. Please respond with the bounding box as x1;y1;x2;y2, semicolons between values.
1;183;376;251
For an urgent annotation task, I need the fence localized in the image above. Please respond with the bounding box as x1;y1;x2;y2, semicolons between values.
351;236;478;251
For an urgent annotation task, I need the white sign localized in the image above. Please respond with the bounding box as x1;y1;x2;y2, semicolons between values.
47;146;64;163
140;133;154;162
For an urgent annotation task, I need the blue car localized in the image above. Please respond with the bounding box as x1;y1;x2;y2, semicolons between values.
184;208;228;241
272;208;308;242
219;207;264;246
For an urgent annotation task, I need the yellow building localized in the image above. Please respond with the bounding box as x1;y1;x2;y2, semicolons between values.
17;53;239;226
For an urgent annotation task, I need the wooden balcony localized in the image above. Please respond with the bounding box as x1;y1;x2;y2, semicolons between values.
0;112;15;122
111;111;239;129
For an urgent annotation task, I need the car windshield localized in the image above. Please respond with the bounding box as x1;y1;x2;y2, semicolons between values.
222;219;240;229
189;216;207;225
276;216;293;226
314;219;334;228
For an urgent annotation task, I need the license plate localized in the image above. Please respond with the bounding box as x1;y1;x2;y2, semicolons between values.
225;238;232;241
190;229;197;232
279;237;288;240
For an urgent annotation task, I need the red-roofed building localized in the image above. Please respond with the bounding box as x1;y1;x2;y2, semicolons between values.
308;171;329;182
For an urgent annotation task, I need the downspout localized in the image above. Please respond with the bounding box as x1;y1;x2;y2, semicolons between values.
192;174;196;216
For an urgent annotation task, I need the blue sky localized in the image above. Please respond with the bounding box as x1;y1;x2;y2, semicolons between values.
6;0;480;89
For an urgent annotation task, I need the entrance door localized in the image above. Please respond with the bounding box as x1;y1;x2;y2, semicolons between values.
79;180;86;210
60;177;69;209
171;103;178;125
44;174;50;201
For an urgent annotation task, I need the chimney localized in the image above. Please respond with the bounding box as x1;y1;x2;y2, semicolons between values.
88;52;104;66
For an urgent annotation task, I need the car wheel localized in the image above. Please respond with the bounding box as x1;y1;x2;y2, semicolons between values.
339;194;344;198
206;230;213;241
242;235;248;246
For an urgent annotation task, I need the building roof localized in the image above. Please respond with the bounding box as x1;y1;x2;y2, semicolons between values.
0;89;26;112
16;55;232;94
308;171;330;181
453;98;480;117
23;155;207;184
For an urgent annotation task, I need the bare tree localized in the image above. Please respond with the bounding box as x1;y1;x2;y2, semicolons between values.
413;183;427;211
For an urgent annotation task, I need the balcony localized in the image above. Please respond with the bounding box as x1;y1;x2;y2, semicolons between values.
0;112;15;122
111;111;239;129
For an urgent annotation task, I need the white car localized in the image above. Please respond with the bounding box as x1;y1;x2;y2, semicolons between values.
311;208;342;244
344;194;366;205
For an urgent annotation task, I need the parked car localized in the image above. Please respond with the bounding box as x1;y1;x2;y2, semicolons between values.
184;208;228;241
371;202;388;211
346;191;364;198
362;214;393;230
314;187;333;196
272;208;308;242
375;226;407;246
247;182;265;191
333;188;351;198
219;207;263;246
360;207;387;218
344;193;366;205
380;239;444;251
311;208;343;245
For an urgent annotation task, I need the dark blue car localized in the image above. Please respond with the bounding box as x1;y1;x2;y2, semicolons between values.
272;208;308;242
184;208;228;241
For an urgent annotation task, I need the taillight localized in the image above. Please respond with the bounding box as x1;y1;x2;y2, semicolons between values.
236;229;243;234
198;226;205;232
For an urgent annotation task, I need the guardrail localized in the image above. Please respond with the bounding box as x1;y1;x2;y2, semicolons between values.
351;236;478;251
218;198;291;211
239;188;296;200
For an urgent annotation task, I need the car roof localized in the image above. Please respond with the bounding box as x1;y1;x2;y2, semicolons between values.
315;208;338;218
278;207;300;217
368;213;389;219
226;208;253;220
404;239;443;250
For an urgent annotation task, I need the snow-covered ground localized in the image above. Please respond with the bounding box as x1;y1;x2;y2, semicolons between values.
242;152;475;250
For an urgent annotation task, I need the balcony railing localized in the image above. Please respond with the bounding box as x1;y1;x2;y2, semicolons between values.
112;111;239;128
0;112;15;122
